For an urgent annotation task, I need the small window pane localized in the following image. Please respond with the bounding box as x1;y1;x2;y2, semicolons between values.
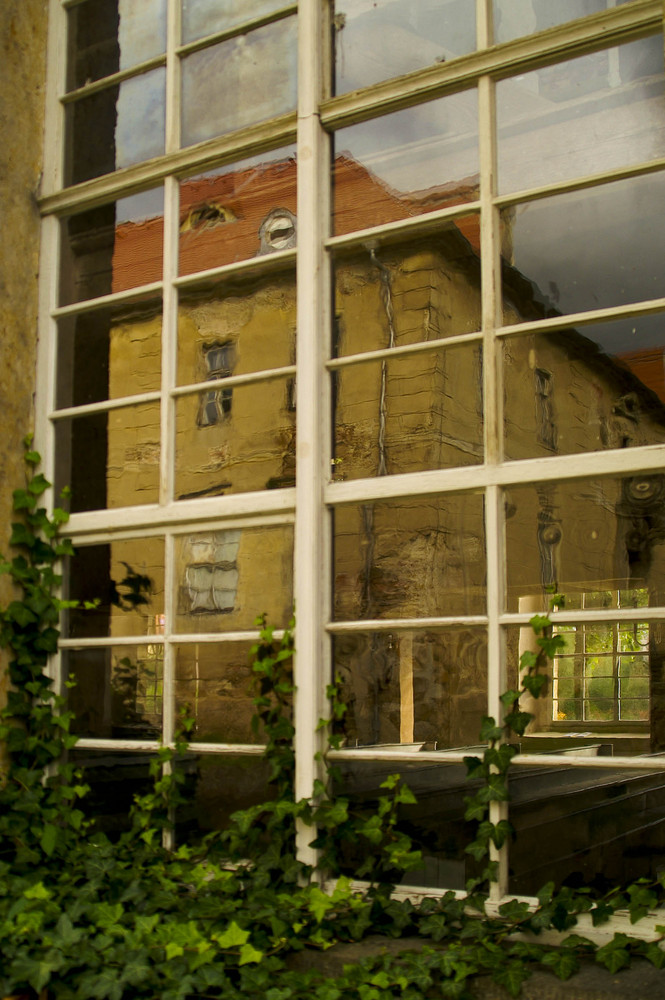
175;642;267;743
69;751;157;833
57;300;162;407
333;345;483;479
179;149;297;274
505;477;665;614
334;628;488;750
181;18;297;147
502;172;665;324
55;403;161;513
67;538;165;639
333;92;479;236
493;0;639;45
333;0;476;95
65;68;166;185
177;756;274;841
333;494;486;621
508;762;665;896
333;758;479;890
333;226;482;358
67;0;167;90
174;376;295;498
497;36;665;194
503;314;665;460
181;0;288;43
60;189;164;305
174;526;293;634
67;645;164;740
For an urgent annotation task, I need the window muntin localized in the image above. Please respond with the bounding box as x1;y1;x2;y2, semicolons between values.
333;0;476;96
332;92;479;236
496;35;665;195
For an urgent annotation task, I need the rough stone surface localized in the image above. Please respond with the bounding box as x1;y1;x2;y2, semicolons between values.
0;2;48;729
286;935;665;998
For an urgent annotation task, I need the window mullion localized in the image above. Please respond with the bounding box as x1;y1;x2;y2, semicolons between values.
293;0;331;868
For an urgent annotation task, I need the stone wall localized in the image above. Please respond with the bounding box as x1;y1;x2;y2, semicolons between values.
0;1;49;725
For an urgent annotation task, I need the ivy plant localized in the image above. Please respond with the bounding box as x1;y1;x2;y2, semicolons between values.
1;440;665;1000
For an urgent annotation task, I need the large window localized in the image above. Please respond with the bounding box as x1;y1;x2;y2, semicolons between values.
38;0;665;903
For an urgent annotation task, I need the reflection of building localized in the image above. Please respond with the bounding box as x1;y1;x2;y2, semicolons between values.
60;152;665;756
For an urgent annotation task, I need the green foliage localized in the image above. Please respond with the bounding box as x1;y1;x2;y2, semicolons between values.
1;444;664;998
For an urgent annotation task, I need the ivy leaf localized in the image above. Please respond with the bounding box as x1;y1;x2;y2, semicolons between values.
40;822;58;856
479;717;503;742
239;943;264;965
542;948;579;980
493;960;531;998
522;673;547;698
529;615;551;630
596;935;631;974
503;711;533;737
214;921;250;948
500;689;521;708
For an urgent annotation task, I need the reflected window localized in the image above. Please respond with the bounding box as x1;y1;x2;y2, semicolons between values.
198;342;235;426
182;530;241;614
553;594;650;725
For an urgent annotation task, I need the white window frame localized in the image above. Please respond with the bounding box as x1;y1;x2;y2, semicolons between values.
35;0;665;927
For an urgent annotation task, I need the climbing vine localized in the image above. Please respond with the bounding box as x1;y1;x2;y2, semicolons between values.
1;440;665;999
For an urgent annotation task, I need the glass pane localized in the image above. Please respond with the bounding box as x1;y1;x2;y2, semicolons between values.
177;274;295;387
333;758;476;890
502;172;665;324
70;750;156;833
181;0;287;43
334;628;487;750
175;642;266;743
333;494;486;620
181;18;297;147
67;645;163;740
333;345;483;479
174;376;295;498
333;0;476;96
505;476;665;612
55;403;160;513
57;301;162;407
65;68;166;185
503;314;665;460
179;149;297;274
67;538;165;639
60;189;164;305
508;761;665;896
174;526;293;633
493;0;639;45
333;226;482;358
67;0;167;91
177;756;273;839
333;93;479;236
497;36;665;194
